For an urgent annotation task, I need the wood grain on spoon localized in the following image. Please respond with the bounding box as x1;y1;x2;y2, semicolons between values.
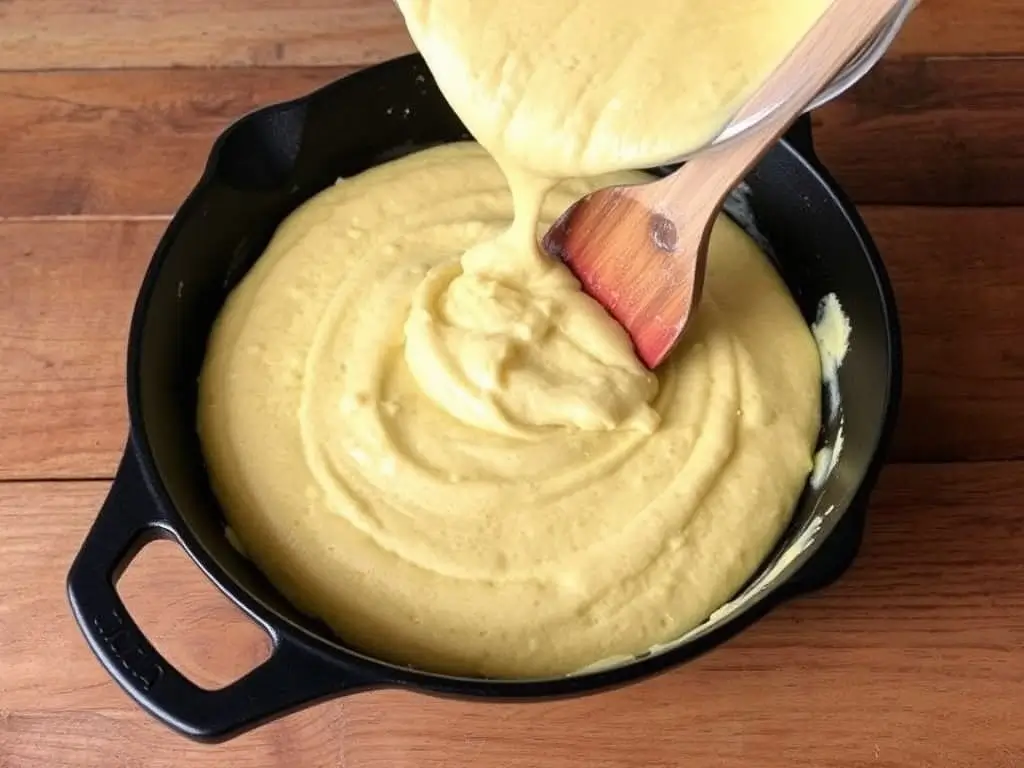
543;0;909;369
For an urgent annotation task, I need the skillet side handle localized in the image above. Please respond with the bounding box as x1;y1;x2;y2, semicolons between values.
782;462;891;597
782;114;819;167
782;501;867;597
66;447;371;743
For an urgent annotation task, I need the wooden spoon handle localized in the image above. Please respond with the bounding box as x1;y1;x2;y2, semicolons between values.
644;0;904;226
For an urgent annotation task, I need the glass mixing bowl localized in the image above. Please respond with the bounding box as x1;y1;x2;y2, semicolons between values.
709;0;918;149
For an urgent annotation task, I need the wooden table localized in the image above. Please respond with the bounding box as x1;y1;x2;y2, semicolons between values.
2;2;1022;766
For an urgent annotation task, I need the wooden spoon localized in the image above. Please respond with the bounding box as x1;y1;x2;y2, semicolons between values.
542;0;907;369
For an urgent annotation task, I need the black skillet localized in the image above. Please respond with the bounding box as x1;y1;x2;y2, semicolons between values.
66;54;902;743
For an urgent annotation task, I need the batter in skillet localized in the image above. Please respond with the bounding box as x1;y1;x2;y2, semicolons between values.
198;0;827;677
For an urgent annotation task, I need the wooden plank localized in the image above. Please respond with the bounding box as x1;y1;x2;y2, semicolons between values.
866;206;1024;462
815;56;1024;205
2;462;1022;765
0;220;151;480
2;58;1021;217
890;0;1024;57
0;68;349;218
0;0;412;70
0;207;1020;479
0;0;1019;71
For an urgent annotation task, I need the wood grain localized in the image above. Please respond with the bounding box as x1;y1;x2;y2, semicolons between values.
889;0;1024;57
0;68;348;217
1;58;1020;218
1;207;1020;480
0;220;151;480
2;462;1022;766
0;0;411;70
865;207;1024;462
814;56;1024;205
0;0;1019;71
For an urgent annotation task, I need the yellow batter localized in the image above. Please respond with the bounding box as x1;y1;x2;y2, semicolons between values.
198;0;826;678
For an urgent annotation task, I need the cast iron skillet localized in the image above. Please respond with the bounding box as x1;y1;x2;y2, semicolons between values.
66;54;902;743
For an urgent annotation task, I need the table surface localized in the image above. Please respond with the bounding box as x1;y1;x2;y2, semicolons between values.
2;1;1023;766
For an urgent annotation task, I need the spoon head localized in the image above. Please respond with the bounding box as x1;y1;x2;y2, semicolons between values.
542;187;706;369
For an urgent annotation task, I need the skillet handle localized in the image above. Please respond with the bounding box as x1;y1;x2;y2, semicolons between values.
782;500;868;596
783;447;893;597
66;447;371;743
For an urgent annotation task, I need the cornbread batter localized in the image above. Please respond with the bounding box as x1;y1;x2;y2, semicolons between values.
198;0;826;677
401;0;830;177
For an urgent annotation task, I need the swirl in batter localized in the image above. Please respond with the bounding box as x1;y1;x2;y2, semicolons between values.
198;0;826;677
